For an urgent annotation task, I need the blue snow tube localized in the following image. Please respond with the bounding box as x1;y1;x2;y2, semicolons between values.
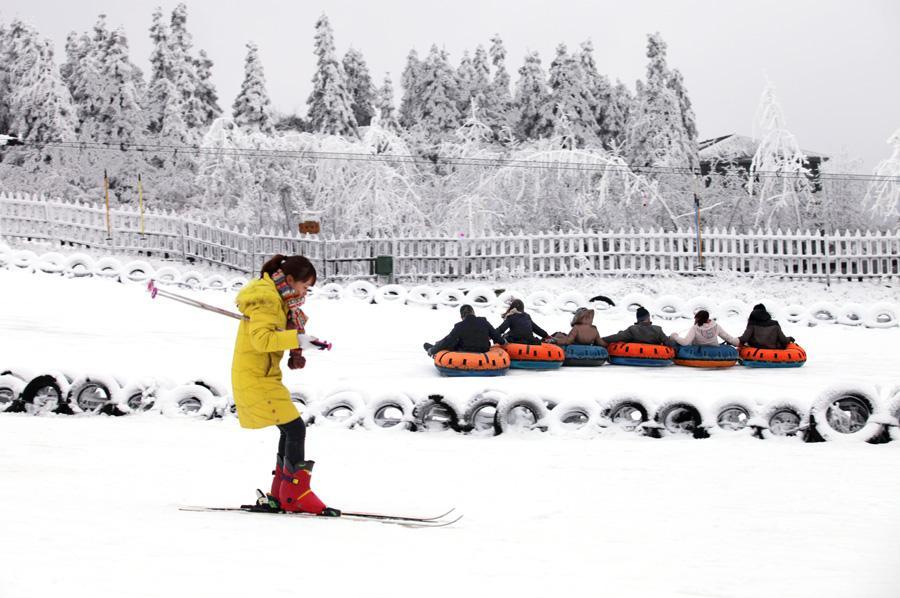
674;344;738;368
563;344;609;366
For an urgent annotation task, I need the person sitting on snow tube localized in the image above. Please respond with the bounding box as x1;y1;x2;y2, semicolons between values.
424;304;504;357
496;298;549;345
602;306;674;347
738;304;795;349
670;310;739;346
550;307;607;346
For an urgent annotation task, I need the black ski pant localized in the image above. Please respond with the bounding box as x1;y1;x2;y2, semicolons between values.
277;417;306;467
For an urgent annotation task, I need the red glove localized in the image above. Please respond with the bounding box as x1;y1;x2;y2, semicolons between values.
287;352;306;370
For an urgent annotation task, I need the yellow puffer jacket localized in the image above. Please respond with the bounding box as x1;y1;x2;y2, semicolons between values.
231;274;301;429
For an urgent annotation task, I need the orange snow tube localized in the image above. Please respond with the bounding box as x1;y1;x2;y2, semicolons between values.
607;342;675;366
500;343;565;370
739;343;807;368
434;345;510;377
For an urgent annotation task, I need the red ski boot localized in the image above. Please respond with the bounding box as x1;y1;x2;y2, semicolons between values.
279;460;340;516
265;457;284;509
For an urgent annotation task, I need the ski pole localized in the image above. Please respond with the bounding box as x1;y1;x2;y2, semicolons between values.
146;280;333;350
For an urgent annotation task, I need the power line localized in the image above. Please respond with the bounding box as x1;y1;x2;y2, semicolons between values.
8;138;900;183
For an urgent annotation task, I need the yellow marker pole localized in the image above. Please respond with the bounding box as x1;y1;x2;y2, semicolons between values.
104;169;111;240
138;173;144;237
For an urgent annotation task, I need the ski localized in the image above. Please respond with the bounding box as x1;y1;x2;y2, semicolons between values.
178;505;462;528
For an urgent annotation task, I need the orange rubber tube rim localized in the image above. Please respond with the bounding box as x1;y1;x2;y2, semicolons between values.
433;345;510;371
607;342;676;360
500;343;565;362
739;343;806;363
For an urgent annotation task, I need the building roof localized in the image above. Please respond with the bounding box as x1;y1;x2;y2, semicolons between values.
698;134;828;162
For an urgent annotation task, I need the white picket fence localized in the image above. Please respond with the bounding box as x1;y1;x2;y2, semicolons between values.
1;192;898;282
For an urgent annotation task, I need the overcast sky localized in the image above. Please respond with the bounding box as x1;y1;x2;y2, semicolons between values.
2;0;898;172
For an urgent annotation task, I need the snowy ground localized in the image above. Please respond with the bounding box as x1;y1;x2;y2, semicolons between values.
1;266;899;597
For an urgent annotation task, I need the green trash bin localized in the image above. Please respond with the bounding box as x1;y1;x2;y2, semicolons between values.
374;255;393;276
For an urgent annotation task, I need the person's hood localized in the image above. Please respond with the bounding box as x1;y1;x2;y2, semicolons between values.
236;275;282;314
748;307;772;325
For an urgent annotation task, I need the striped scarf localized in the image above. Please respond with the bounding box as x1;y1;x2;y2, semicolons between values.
272;269;308;369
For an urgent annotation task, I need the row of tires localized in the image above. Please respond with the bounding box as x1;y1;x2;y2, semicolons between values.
2;246;898;328
2;369;898;444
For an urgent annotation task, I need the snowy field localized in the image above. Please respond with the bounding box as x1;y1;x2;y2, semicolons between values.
1;263;900;597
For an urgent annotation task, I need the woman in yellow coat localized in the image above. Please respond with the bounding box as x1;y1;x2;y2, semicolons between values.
232;254;337;515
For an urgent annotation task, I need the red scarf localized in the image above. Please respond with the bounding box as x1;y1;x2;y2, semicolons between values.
272;269;308;369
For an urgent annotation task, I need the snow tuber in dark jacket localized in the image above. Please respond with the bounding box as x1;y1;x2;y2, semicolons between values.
738;305;795;349
497;310;549;345
431;314;504;354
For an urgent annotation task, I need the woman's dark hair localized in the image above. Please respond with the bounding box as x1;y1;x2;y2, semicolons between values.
260;254;317;284
694;310;710;326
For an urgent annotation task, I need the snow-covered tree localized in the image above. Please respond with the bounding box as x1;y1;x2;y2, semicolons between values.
8;37;77;143
577;40;614;147
748;79;814;227
416;45;460;138
169;3;204;130
306;14;358;136
668;69;697;142
194;49;222;126
145;7;174;134
342;47;376;127
864;128;900;223
537;44;599;147
232;42;274;134
88;27;146;146
375;73;400;131
398;49;423;128
484;33;514;137
0;20;12;133
513;51;548;140
455;51;476;113
605;80;633;151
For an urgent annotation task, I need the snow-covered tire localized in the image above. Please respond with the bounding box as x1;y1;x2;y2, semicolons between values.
160;383;216;418
706;398;758;434
118;379;161;412
406;285;436;308
494;394;549;434
783;304;808;325
0;249;11;270
459;391;505;435
203;274;228;290
547;398;601;435
20;372;72;415
228;276;248;292
435;288;464;309
525;290;555;314
314;391;365;428
373;284;408;305
810;385;883;442
64;253;95;278
12;249;38;271
318;282;344;300
806;301;838;326
652;295;684;320
362;393;416;432
653;400;705;437
93;257;122;280
465;286;496;309
413;395;463;432
863;302;899;329
887;387;900;442
122;260;154;283
153;266;181;284
36;252;66;275
620;293;651;314
345;280;377;303
719;299;750;321
758;400;808;438
835;303;865;327
683;296;717;319
0;374;25;412
601;396;650;432
178;270;204;290
555;291;586;314
67;374;121;414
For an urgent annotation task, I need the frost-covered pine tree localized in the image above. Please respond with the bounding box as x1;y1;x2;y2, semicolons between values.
626;33;697;169
577;40;614;147
169;3;204;131
864;128;900;223
537;44;599;147
748;79;813;227
455;51;476;113
342;47;376;128
232;42;274;134
93;27;146;145
416;44;461;137
605;80;633;151
146;7;174;134
8;36;77;143
513;51;548;140
668;69;698;142
375;73;400;131
471;45;491;104
0;20;12;133
399;49;423;129
485;33;513;136
60;28;103;136
307;14;357;136
194;49;222;126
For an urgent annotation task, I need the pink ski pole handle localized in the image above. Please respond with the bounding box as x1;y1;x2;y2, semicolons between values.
312;339;332;351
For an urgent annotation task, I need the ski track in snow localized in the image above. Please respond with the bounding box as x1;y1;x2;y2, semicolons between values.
1;268;899;597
